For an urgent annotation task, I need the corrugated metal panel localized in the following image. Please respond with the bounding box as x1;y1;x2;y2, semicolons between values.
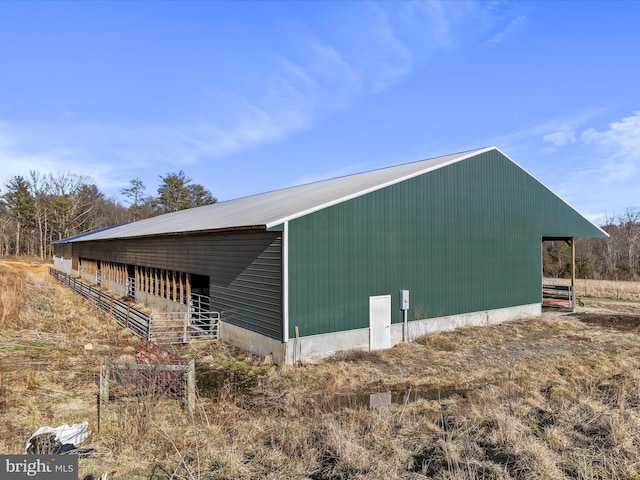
210;234;282;339
287;149;604;338
65;148;501;242
72;231;283;340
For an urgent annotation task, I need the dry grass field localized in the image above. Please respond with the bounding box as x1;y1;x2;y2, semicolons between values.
3;261;640;479
546;276;640;302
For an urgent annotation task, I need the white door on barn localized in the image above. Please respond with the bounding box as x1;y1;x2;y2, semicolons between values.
369;295;391;351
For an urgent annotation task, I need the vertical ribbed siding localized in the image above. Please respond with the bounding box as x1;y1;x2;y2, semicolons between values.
288;150;603;338
210;235;282;339
71;231;283;340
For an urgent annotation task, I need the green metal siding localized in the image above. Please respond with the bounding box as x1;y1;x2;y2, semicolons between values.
287;150;605;338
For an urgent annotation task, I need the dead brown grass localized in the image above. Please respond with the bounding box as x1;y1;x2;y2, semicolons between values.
0;265;29;328
5;263;640;479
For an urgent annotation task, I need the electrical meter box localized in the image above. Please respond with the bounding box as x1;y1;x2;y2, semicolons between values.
399;290;409;311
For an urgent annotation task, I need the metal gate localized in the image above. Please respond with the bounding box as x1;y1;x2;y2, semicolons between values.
148;293;220;344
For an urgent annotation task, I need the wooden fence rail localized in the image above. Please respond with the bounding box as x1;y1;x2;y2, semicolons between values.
542;284;574;310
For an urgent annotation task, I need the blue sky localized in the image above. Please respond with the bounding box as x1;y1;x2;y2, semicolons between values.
0;1;638;223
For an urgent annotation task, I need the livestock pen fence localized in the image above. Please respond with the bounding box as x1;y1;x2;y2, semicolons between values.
49;267;220;344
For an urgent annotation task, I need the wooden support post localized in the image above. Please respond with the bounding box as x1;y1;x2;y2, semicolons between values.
98;356;110;433
164;269;168;299
179;273;184;304
100;356;110;407
163;269;166;298
172;271;177;301
186;273;191;305
186;359;195;416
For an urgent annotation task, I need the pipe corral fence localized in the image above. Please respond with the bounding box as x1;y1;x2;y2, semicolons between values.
49;267;220;344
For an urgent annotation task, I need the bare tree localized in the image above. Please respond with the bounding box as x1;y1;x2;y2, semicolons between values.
618;207;640;279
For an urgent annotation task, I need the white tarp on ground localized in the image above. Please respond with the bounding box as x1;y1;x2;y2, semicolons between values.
25;421;90;453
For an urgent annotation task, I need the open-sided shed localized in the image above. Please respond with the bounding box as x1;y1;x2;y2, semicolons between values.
54;147;607;363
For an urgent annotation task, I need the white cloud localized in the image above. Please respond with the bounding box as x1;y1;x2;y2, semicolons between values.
414;1;452;48
581;111;640;184
582;111;640;157
492;110;601;153
486;12;528;45
543;129;577;146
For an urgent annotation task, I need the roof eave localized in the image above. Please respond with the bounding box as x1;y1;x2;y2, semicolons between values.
67;224;268;243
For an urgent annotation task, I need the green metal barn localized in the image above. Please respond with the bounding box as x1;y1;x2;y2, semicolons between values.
53;147;607;363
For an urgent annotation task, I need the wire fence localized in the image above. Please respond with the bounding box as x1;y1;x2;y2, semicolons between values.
1;342;194;456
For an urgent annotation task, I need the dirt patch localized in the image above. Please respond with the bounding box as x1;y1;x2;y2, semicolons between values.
0;260;50;274
571;311;640;332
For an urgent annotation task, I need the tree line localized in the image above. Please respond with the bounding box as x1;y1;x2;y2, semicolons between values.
0;170;215;258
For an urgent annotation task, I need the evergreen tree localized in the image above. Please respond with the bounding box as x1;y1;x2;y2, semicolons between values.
2;176;36;255
156;170;216;213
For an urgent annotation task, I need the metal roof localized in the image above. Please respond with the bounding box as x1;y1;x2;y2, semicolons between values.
67;147;489;243
53;223;129;244
64;146;606;242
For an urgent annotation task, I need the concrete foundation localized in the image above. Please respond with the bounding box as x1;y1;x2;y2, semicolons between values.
219;303;541;365
219;321;286;364
405;303;541;339
53;256;72;275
